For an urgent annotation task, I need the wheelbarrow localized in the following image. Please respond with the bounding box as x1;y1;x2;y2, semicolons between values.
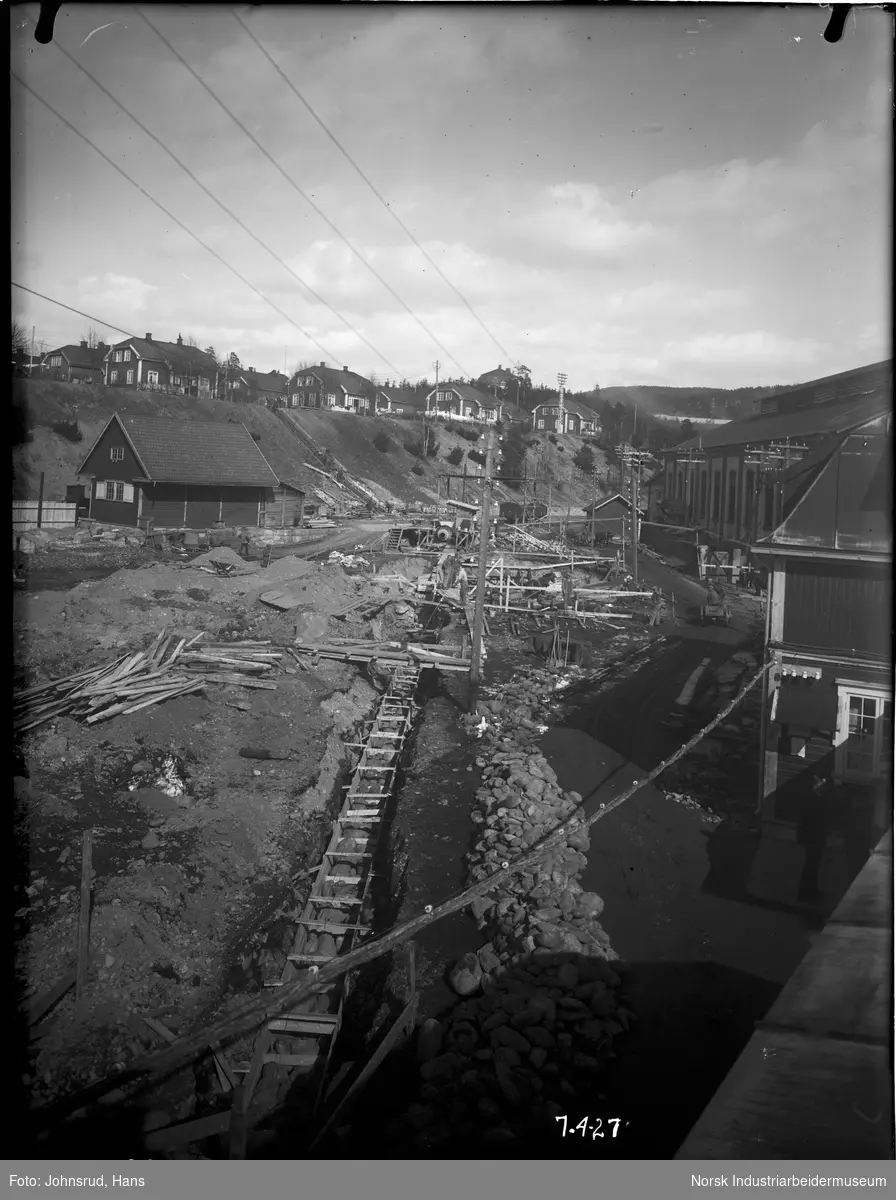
700;601;731;626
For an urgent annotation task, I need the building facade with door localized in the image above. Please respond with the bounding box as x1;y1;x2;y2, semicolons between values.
77;413;288;528
751;410;892;833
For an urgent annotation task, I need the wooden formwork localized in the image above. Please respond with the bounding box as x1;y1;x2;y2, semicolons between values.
232;664;423;1127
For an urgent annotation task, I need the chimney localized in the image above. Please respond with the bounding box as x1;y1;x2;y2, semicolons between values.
80;340;88;348
343;365;348;372
176;334;183;347
319;361;326;368
145;332;152;342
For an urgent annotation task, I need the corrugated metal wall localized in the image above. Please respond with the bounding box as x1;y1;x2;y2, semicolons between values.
783;561;891;656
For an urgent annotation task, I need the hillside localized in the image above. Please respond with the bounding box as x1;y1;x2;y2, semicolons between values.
12;379;616;520
597;384;781;422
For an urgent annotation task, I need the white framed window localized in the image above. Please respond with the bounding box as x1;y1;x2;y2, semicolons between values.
110;370;118;383
100;480;135;503
110;446;124;463
126;370;134;385
172;375;182;386
327;393;336;404
113;350;124;362
537;419;545;429
309;392;317;403
49;355;62;367
835;685;893;781
147;370;159;385
291;394;299;407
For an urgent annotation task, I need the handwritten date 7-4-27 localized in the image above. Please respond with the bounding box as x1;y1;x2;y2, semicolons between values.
555;1117;628;1139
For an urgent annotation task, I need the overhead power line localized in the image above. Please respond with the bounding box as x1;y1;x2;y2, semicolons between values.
12;72;347;367
11;283;137;339
47;36;400;375
135;7;470;378
231;9;517;368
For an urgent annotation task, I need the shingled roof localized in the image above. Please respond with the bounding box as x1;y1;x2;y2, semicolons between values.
291;364;375;395
81;415;280;487
43;343;108;370
105;337;219;375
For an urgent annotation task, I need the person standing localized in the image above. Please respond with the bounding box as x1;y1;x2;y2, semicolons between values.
797;770;837;902
456;562;469;606
649;589;666;627
436;548;452;590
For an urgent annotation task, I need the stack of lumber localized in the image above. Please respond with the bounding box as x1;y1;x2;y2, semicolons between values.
14;631;206;732
292;638;470;673
14;634;283;734
175;639;282;690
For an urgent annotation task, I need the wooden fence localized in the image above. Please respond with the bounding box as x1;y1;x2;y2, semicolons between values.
12;502;77;532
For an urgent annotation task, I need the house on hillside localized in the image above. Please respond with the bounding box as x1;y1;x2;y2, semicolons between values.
582;492;645;543
12;349;42;375
288;363;375;413
531;397;598;436
496;399;530;426
227;367;289;407
76;413;304;530
751;410;892;838
40;340;109;384
425;383;497;423
659;360;892;550
375;387;428;416
103;333;218;397
477;365;525;406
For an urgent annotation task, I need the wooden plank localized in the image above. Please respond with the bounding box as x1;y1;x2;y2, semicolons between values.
300;921;371;934
144;1111;231;1151
75;832;93;1009
23;969;77;1027
675;1029;892;1160
761;925;891;1045
229;1084;248;1160
263;1053;319;1068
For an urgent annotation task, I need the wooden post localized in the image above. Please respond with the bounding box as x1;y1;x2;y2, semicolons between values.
76;830;94;1009
468;430;496;712
37;472;45;530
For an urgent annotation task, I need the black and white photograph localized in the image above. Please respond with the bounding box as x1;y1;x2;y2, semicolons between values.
10;0;893;1182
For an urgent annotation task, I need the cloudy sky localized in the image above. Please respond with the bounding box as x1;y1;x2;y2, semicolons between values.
10;4;892;390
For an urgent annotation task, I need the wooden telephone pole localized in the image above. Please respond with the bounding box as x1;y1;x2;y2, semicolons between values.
468;428;498;712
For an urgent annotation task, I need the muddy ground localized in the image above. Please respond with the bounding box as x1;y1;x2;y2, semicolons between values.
13;539;431;1143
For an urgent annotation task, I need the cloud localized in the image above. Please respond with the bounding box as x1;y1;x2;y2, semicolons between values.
79;272;158;315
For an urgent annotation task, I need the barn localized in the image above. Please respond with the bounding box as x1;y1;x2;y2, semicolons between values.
77;414;302;530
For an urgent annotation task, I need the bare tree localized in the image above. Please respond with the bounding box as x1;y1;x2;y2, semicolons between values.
79;326;101;348
290;359;314;376
12;320;29;356
186;335;199;348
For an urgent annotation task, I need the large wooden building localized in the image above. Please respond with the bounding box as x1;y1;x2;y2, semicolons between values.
751;408;892;830
77;414;304;530
659;360;891;548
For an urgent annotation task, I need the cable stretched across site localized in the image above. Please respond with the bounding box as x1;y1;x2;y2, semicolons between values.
48;36;401;376
30;657;772;1129
231;9;518;368
11;284;136;341
135;7;471;379
12;72;348;368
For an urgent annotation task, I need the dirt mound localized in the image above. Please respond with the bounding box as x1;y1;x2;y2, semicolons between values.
187;546;259;575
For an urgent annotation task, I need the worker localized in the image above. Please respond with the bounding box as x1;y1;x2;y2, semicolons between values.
436;548;452;590
797;770;838;903
648;589;666;626
706;580;724;607
456;562;469;605
239;529;252;559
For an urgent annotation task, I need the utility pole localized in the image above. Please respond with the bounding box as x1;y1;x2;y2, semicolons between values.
30;326;35;375
557;372;568;435
469;427;497;712
433;359;440;419
590;462;598;546
630;463;639;590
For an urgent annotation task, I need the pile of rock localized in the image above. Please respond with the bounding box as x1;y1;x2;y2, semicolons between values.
451;669;617;983
384;949;630;1153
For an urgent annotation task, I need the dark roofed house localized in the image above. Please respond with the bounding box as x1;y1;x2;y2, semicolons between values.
77;413;303;530
477;365;524;404
531;397;598;436
229;367;289;407
288;363;375;414
660;360;892;551
103;333;218;397
751;408;892;846
425;382;497;424
41;340;109;384
375;387;428;415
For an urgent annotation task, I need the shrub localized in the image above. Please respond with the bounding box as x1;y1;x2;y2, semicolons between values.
573;446;594;472
458;427;480;443
251;432;262;442
548;433;558;445
425;438;440;458
373;431;391;453
411;463;424;476
447;446;465;466
51;420;82;443
468;449;486;465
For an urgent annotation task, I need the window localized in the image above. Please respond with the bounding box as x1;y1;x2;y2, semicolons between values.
291;394;300;407
537;419;545;429
126;370;134;385
327;393;336;404
147;370;159;386
726;470;737;523
113;350;124;362
110;370;118;383
100;480;135;503
699;471;708;518
835;688;893;781
172;375;182;386
49;355;62;367
711;472;721;521
763;483;775;530
309;392;317;404
110;446;124;463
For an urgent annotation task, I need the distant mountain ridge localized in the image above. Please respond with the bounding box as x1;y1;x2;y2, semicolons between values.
595;384;784;421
